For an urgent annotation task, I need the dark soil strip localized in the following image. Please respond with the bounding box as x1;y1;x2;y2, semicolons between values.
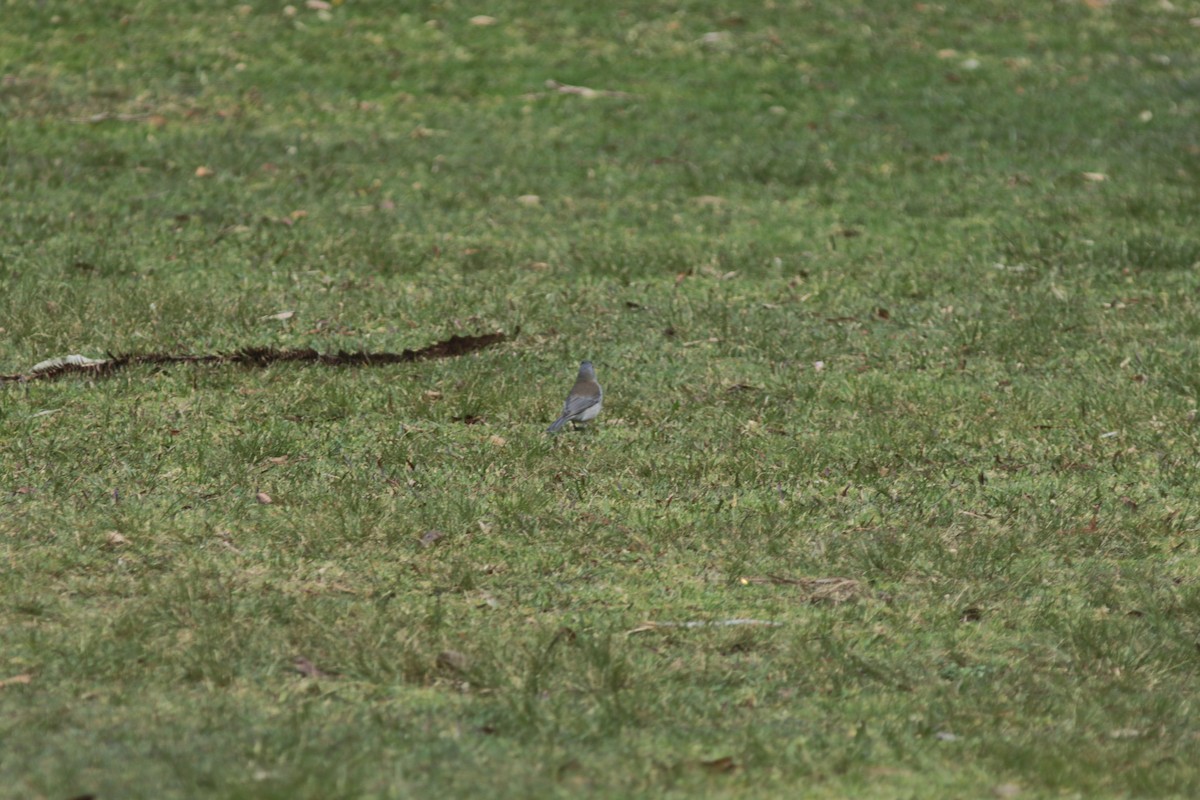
0;331;510;384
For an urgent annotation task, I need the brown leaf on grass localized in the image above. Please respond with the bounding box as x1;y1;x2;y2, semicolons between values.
740;575;866;604
292;657;337;679
469;14;497;25
255;492;272;505
194;166;214;178
104;531;130;547
0;673;33;689
261;310;295;321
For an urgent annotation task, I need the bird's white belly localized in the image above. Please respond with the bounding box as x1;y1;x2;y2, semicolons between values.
576;401;602;422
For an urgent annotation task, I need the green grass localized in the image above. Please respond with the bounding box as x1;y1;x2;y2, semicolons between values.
3;1;1200;797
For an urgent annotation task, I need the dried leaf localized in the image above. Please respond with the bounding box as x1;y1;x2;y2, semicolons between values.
469;15;497;25
194;166;214;178
255;492;273;504
1081;171;1108;182
261;310;295;321
0;673;33;689
105;531;130;547
516;194;540;206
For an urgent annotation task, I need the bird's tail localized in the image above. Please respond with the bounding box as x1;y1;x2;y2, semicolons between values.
546;415;569;433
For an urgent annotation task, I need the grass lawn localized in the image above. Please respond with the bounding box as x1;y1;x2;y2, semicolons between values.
3;1;1200;797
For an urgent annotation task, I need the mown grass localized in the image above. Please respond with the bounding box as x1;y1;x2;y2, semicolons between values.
3;1;1200;797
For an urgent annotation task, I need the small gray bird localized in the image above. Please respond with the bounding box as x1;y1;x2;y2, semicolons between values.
546;361;603;433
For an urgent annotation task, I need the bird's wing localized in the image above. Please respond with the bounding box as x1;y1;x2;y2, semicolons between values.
560;393;600;419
